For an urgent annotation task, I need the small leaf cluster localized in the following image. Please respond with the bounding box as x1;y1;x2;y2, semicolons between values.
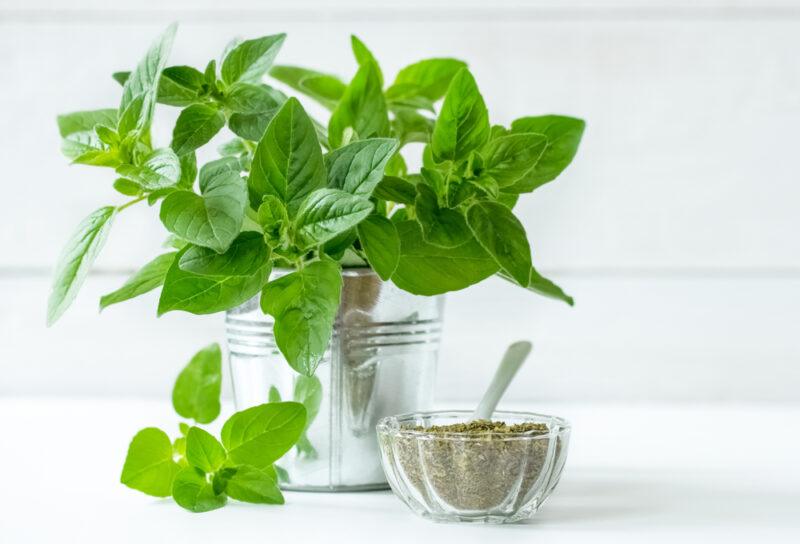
281;41;584;302
49;25;585;379
120;343;307;512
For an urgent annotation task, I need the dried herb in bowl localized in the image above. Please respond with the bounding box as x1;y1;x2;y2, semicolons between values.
393;419;559;512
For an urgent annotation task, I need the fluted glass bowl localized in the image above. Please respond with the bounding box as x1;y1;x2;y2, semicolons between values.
376;410;571;524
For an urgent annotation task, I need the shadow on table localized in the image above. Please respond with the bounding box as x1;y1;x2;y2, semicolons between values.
521;467;800;529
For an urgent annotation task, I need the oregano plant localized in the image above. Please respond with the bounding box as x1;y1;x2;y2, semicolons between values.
50;25;584;509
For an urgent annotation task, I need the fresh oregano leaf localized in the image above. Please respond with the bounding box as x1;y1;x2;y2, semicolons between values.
221;34;286;85
269;65;345;110
99;252;177;310
116;148;182;191
431;68;490;164
120;427;181;497
260;260;342;375
248;97;326;214
507;115;586;193
172;343;222;424
119;24;177;133
220;402;307;469
414;184;472;248
497;267;574;306
391;220;498;296
373;175;417;205
57;109;118;138
185;427;227;472
178;231;269;278
171;104;226;156
466;200;532;286
483;132;548;187
159;157;247;253
112;177;142;196
172;466;227;513
158;239;271;315
224;82;282;114
158;65;205;106
225;465;284;504
328;60;389;149
357;215;400;280
47;206;116;325
324;138;399;197
387;58;467;102
294;189;374;248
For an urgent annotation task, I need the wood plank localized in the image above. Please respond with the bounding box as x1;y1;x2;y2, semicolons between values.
1;20;799;270
3;274;798;401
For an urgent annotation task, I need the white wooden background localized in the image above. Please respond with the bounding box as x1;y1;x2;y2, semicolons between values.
1;0;799;402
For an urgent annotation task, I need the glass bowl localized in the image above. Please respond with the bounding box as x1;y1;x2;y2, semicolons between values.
376;410;571;524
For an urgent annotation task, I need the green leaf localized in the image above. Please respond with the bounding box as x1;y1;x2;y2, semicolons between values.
221;33;286;85
57;109;118;138
119;24;177;133
47;206;116;326
483;133;548;187
185;427;227;472
60;129;120;167
158;65;204;106
466;201;532;286
100;252;176;310
391;220;498;296
158;236;271;316
497;191;520;209
350;35;383;84
294;189;373;248
415;184;471;248
218;138;248;157
225;465;284;504
269;65;345;110
171;104;226;156
268;386;282;403
120;427;180;497
112;71;129;85
257;195;288;244
325;138;399;197
293;374;322;459
229;112;273;141
116;94;146;138
172;343;223;424
116;148;181;190
373;175;417;205
159;157;247;253
387;58;467;102
328;60;389;149
224;82;282;114
497;266;574;306
220;402;307;469
294;375;322;429
178;152;197;189
260;260;342;375
391;108;435;146
507;115;585;193
431;68;490;164
249;97;326;214
113;178;142;196
178;231;270;277
357;215;399;280
172;466;227;513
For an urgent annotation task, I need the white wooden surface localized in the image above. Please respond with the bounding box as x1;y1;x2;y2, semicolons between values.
1;0;799;400
2;398;798;543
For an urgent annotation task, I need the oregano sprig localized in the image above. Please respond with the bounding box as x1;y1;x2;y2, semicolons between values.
120;343;306;512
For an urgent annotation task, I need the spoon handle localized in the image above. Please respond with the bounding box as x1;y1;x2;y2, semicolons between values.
471;341;533;421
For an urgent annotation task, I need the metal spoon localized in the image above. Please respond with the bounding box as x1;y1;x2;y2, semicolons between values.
471;341;533;421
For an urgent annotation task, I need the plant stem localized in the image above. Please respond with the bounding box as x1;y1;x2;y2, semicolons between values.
117;195;147;212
